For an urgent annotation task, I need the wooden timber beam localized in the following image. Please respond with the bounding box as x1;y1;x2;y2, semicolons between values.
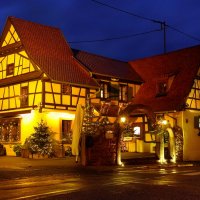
0;42;23;57
0;71;43;86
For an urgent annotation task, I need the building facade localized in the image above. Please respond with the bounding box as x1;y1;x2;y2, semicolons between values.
0;17;142;157
1;16;200;164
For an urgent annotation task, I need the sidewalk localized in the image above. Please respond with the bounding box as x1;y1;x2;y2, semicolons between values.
0;153;198;171
0;156;78;170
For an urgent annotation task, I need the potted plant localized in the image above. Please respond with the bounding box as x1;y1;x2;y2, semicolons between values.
13;144;22;157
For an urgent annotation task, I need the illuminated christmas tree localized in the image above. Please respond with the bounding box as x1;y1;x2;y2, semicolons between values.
28;120;54;157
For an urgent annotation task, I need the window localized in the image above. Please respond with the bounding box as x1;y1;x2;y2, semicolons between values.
156;81;167;97
99;82;109;99
119;84;128;101
6;63;14;76
20;86;28;107
62;84;71;95
98;82;120;100
61;120;72;143
133;126;141;136
194;116;200;129
131;122;144;139
156;75;175;97
0;118;20;142
109;83;119;100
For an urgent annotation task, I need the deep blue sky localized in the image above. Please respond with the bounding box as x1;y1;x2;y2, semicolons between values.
0;0;200;61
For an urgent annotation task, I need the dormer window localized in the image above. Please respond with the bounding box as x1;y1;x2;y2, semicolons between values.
156;75;175;97
156;81;167;97
6;63;14;76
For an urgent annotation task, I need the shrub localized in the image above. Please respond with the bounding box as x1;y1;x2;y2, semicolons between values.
13;144;22;156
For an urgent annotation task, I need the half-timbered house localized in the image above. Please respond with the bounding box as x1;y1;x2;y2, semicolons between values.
128;45;200;162
0;17;143;156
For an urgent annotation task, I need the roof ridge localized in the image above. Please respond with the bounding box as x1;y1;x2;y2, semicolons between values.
8;16;60;31
129;44;200;62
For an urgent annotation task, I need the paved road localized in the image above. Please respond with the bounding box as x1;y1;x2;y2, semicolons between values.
1;157;200;199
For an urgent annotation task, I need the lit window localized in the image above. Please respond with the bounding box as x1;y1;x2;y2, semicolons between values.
119;84;128;101
98;82;120;100
0;118;21;142
194;116;200;129
134;126;140;136
6;63;14;76
99;82;109;99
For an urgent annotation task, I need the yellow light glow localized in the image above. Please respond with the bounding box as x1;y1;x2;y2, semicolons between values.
170;158;176;163
19;111;34;124
158;159;167;164
47;111;75;120
118;161;124;167
120;117;126;123
161;120;168;125
160;119;168;125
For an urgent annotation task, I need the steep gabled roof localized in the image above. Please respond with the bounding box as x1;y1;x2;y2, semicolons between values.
7;17;98;88
129;45;200;112
73;49;143;84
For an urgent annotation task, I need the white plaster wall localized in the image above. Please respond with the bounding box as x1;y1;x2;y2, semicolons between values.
181;110;200;161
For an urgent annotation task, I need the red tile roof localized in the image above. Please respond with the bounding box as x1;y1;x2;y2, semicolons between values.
129;45;200;112
73;49;143;84
8;17;98;88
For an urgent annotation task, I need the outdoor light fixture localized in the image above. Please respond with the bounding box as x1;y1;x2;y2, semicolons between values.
120;117;126;123
158;119;168;125
161;119;168;125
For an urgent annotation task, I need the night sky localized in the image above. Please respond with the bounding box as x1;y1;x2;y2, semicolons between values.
0;0;200;61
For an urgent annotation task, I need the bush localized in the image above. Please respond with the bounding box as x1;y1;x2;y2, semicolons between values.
0;143;6;156
65;146;72;156
13;144;22;156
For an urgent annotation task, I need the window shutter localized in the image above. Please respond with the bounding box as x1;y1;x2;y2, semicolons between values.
96;88;101;98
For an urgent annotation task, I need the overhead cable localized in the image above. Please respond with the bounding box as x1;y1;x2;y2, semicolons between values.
90;0;162;24
167;25;200;42
90;0;200;43
68;28;161;44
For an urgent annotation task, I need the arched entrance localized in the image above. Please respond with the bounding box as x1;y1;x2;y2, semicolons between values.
119;103;156;124
118;104;157;165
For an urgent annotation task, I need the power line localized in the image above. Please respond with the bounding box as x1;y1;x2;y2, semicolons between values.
90;0;200;45
90;0;161;24
68;28;161;44
167;25;200;42
68;0;200;53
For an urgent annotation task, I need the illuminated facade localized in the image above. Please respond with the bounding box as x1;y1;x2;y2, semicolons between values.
1;16;200;163
0;17;142;156
129;46;200;162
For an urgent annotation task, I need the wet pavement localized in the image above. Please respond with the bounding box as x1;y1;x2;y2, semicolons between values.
1;155;200;199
